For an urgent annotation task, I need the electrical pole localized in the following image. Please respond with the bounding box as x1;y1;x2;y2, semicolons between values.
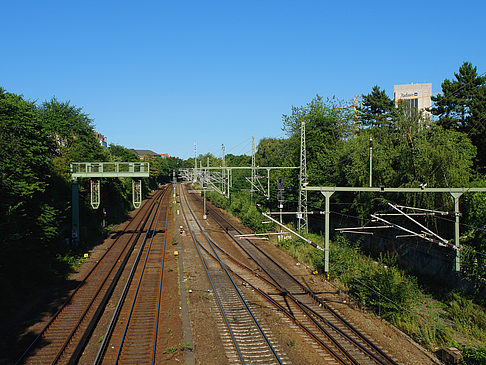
298;122;308;233
203;166;207;220
278;177;285;242
369;137;373;187
451;192;463;271
72;178;79;246
194;141;197;183
251;136;255;202
222;144;226;196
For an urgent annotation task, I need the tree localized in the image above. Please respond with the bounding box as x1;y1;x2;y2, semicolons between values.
283;95;353;186
358;85;395;128
432;62;486;170
108;144;139;162
40;98;97;154
281;95;354;212
0;88;59;290
255;138;290;167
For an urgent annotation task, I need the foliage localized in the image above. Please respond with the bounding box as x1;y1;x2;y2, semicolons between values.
0;88;57;294
206;190;269;233
432;62;486;171
326;237;422;323
0;87;173;318
461;346;486;365
350;265;420;321
448;293;486;342
255;137;291;167
358;85;395;128
178;341;193;351
461;191;486;285
108;144;139;162
283;95;353;186
162;346;177;354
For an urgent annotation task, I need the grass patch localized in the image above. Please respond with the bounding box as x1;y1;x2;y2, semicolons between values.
179;341;193;351
163;346;177;354
287;339;296;348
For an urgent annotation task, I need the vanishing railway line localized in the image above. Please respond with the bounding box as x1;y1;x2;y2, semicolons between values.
15;180;400;364
16;186;171;365
185;183;398;365
180;184;288;365
95;184;171;364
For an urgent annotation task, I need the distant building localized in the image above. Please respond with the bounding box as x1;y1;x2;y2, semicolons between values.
394;83;432;120
93;132;108;147
131;149;170;160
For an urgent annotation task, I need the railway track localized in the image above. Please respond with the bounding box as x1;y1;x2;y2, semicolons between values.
95;184;172;364
180;184;289;365
185;183;398;365
16;186;169;365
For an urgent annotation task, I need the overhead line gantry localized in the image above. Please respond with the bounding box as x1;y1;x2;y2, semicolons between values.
303;185;486;275
70;162;150;244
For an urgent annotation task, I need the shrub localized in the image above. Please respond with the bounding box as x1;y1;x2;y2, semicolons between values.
350;265;420;321
462;346;486;365
449;293;486;342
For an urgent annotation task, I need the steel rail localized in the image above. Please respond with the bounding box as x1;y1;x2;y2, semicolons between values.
206;245;351;365
181;187;282;365
114;188;166;363
67;188;167;364
152;192;171;364
93;187;169;365
193;190;398;365
206;197;395;364
187;223;350;364
14;189;162;365
189;216;376;364
179;189;246;364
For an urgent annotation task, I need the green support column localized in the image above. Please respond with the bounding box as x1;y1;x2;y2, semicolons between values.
267;169;270;200
451;192;463;272
322;191;334;277
72;178;79;245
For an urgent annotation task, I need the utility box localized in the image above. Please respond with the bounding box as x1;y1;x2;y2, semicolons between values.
438;347;463;364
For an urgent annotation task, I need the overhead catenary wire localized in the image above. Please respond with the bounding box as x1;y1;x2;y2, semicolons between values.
319;203;485;263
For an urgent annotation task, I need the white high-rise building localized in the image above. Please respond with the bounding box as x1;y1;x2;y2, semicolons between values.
394;83;432;120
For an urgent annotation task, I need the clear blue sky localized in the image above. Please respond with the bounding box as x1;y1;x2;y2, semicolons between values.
2;0;485;159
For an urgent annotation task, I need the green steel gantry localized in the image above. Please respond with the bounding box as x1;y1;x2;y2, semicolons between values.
304;185;486;275
70;162;150;245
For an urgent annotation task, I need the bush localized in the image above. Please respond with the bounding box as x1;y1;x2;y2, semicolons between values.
350;265;420;321
206;190;272;233
449;293;486;342
462;347;486;365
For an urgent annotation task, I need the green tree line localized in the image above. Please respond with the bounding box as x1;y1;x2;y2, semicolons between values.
0;87;181;312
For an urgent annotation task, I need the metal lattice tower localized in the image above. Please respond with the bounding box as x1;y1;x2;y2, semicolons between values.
222;144;226;195
251;136;256;201
298;121;308;233
194;141;197;182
